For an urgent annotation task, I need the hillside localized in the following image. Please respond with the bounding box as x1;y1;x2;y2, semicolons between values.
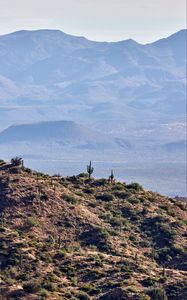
0;159;186;300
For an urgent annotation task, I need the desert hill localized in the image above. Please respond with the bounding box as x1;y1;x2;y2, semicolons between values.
0;159;186;299
0;120;130;150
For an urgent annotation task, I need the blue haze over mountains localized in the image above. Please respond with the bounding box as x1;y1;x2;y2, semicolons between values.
0;29;186;196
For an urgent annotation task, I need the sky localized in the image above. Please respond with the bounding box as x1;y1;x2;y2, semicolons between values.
0;0;186;43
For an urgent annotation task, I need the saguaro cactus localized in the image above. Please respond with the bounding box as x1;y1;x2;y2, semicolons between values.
108;169;114;184
87;161;94;178
11;156;23;167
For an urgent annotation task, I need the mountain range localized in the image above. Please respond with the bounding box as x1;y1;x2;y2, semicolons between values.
0;29;186;126
0;29;186;196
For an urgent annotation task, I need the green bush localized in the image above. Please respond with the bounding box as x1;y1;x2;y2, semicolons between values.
112;183;125;190
126;182;143;191
78;173;88;178
141;216;176;249
25;168;32;174
83;188;95;194
96;193;114;202
109;216;122;227
80;226;109;251
42;281;57;292
114;191;130;199
92;178;108;187
63;193;78;204
81;283;96;292
142;276;159;287
26;216;38;227
147;287;167;300
40;289;49;298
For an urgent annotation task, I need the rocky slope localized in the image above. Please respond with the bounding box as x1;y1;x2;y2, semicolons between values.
0;160;186;299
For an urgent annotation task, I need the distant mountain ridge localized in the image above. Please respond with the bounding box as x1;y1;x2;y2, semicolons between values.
0;120;131;150
0;29;186;123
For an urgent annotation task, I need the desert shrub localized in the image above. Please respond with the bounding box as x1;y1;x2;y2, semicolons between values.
92;178;108;187
78;173;88;178
165;281;186;299
26;216;38;227
121;203;136;219
175;201;186;210
171;244;185;255
63;193;78;204
66;175;81;184
127;286;138;293
77;291;91;300
40;252;53;263
37;172;49;179
112;183;125;190
139;295;151;300
160;204;176;217
55;249;67;259
147;287;167;300
83;187;95;194
40;289;49;298
157;243;186;266
75;192;84;197
114;191;130;199
70;275;78;285
17;273;30;281
100;211;112;221
126;182;143;191
129;198;140;204
23;281;41;293
42;281;57;292
86;268;105;280
108;280;122;288
80;226;109;251
25;168;32;174
141;216;176;248
109;216;122;227
81;283;96;292
96;193;114;202
142;276;159;287
156;223;176;243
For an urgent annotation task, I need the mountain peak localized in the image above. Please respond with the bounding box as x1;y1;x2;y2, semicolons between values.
148;28;187;46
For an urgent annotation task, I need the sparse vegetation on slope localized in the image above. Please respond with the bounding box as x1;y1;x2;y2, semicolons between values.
0;160;186;300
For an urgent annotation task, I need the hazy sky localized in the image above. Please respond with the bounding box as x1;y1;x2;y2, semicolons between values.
0;0;186;43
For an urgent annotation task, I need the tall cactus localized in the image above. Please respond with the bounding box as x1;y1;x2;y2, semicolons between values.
11;156;23;167
108;169;114;184
87;160;94;178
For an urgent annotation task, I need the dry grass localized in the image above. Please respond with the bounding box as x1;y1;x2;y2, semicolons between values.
0;162;186;299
